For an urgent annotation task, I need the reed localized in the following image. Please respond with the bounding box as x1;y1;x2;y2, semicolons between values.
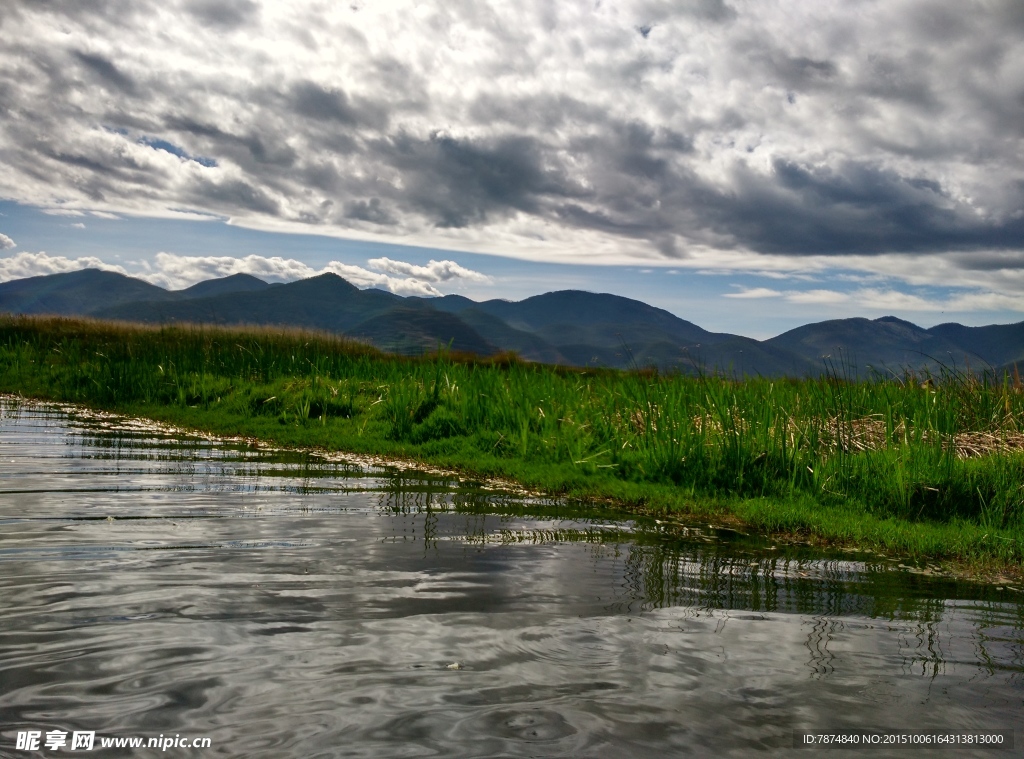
2;314;1022;565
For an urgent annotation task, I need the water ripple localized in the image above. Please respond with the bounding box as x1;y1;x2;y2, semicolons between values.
1;400;1022;757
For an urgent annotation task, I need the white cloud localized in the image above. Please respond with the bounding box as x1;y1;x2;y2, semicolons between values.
724;284;1024;314
323;262;443;296
366;257;492;283
723;287;783;299
144;252;315;289
0;249;489;297
0;233;14;250
848;289;937;312
0;0;1020;279
680;248;1024;305
849;288;1024;314
139;252;490;296
40;209;86;217
71;223;86;229
0;251;127;282
786;289;850;305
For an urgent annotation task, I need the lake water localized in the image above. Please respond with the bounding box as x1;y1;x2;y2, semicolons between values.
0;401;1021;757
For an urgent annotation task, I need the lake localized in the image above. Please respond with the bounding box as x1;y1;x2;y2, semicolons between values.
0;400;1021;757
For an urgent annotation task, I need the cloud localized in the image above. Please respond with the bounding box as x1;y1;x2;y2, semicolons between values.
0;0;1021;285
723;283;1024;314
673;245;1024;306
0;233;14;250
322;262;442;297
184;0;260;30
849;288;1024;313
366;257;492;283
0;251;127;282
786;289;849;305
72;50;138;96
0;249;489;296
141;252;314;289
723;287;782;299
139;252;490;296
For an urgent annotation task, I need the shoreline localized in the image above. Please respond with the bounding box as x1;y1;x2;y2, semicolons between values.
2;316;1023;586
4;392;1021;587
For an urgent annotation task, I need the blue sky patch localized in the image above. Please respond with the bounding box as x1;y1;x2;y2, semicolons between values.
139;137;218;168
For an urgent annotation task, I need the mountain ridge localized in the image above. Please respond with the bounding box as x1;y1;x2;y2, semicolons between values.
1;268;1021;378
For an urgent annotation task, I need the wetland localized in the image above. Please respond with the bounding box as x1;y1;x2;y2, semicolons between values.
0;400;1021;757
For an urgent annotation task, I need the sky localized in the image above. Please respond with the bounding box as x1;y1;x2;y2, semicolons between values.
0;0;1022;339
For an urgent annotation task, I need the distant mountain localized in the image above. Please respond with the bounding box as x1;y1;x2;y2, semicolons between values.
667;335;820;378
176;272;273;299
0;269;274;316
927;322;1024;371
455;307;568;364
469;290;717;344
3;268;1023;377
96;273;401;333
348;304;496;356
767;316;986;377
96;274;493;355
0;269;171;315
448;290;816;376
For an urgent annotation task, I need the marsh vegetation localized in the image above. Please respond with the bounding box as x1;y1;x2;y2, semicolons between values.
2;315;1022;568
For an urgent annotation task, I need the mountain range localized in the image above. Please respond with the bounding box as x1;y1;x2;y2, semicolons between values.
2;268;1022;378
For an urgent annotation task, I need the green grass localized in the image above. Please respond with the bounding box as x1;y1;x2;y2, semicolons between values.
2;314;1023;571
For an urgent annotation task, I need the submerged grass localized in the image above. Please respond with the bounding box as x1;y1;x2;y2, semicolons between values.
2;314;1023;572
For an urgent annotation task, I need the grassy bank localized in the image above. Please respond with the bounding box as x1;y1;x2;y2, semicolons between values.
2;315;1023;572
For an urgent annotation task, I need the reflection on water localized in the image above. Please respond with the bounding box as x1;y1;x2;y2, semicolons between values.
0;400;1021;757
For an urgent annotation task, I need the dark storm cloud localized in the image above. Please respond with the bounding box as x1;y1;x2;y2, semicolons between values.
344;197;397;226
720;160;963;255
50;149;124;176
950;250;1024;272
184;0;259;29
188;178;280;215
554;202;666;235
703;158;1024;256
162;116;227;141
468;92;605;131
607;120;693;178
375;132;582;228
3;0;144;27
0;0;1022;286
859;54;938;110
164;115;298;169
73;51;137;95
688;0;737;22
289;81;389;129
291;81;360;123
763;55;838;92
634;0;737;24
